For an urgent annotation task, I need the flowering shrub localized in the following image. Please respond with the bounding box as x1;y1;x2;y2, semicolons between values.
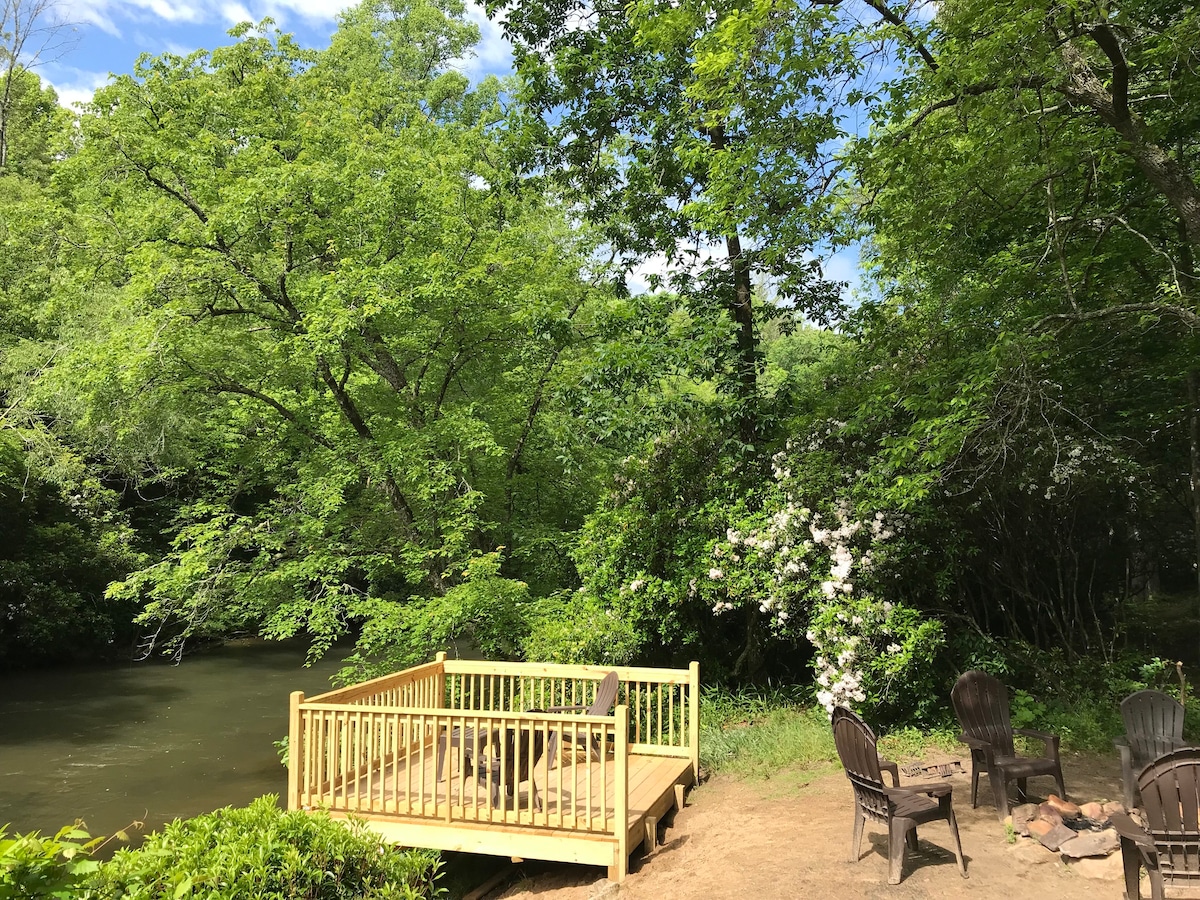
693;452;944;720
807;594;943;715
558;425;943;714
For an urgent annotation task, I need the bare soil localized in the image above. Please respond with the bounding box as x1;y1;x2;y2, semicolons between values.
483;750;1134;900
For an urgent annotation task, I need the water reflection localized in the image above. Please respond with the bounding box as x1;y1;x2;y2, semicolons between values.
0;640;349;842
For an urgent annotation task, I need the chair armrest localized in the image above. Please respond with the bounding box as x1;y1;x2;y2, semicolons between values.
1110;812;1155;849
879;757;900;787
1014;728;1061;758
957;733;991;751
884;782;951;800
1113;735;1130;750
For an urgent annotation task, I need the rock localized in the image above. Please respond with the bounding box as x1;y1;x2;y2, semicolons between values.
1058;828;1119;858
590;882;622;900
1080;802;1106;822
1011;803;1039;826
1047;794;1082;818
1028;818;1054;838
1008;839;1058;865
1070;852;1125;880
1102;800;1126;816
1037;803;1064;826
1038;822;1079;852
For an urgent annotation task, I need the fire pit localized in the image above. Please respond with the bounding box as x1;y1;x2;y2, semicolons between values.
1010;795;1123;857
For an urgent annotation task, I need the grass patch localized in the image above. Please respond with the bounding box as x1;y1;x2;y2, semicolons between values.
700;686;976;779
699;685;836;778
875;725;960;760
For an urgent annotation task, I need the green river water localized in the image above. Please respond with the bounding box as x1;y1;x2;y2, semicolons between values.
0;640;348;843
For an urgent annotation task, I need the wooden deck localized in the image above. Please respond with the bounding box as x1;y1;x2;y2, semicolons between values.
332;752;693;875
288;658;699;881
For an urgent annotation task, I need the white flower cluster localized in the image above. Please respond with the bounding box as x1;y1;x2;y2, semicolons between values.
807;595;911;714
1018;438;1117;500
812;646;866;712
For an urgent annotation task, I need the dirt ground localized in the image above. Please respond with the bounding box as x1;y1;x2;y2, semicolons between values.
481;750;1137;900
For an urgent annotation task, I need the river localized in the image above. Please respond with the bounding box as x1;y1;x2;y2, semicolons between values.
0;640;348;843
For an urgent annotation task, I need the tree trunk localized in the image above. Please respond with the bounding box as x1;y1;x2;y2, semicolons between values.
1188;371;1200;611
707;125;759;448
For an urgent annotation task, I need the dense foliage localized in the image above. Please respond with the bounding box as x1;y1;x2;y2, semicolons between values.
2;0;1199;731
0;798;442;900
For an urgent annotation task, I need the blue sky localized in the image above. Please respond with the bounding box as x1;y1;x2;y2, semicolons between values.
34;0;862;298
39;0;511;108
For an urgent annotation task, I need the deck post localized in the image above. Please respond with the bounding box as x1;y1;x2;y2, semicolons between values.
611;704;630;881
435;651;447;709
288;690;304;811
688;661;700;785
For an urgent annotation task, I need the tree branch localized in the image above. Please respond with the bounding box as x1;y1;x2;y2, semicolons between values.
1034;302;1200;332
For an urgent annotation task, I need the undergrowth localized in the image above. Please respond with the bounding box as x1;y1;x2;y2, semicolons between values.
696;681;1137;781
700;686;964;778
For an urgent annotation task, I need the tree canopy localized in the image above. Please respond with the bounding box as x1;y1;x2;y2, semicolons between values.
3;0;1200;720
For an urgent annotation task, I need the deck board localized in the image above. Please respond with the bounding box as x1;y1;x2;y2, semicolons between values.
318;747;689;831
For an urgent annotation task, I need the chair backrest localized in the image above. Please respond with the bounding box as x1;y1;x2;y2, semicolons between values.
1137;748;1200;877
588;671;620;716
950;670;1016;757
832;706;888;821
1123;690;1186;768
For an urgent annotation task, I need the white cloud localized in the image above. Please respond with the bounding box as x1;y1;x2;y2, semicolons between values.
458;2;512;78
136;0;204;22
65;0;122;37
67;0;349;34
627;240;725;295
219;2;255;25
45;67;113;109
260;0;352;25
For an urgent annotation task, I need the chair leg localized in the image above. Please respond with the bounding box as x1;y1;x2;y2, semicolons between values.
1147;868;1165;900
850;804;865;863
945;804;967;878
888;821;908;885
1054;765;1067;802
905;829;919;851
969;753;980;808
436;731;448;782
989;768;1009;821
1120;839;1141;900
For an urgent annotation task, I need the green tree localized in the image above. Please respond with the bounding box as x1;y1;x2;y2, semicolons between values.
21;1;608;662
802;0;1200;659
0;0;74;174
490;0;853;447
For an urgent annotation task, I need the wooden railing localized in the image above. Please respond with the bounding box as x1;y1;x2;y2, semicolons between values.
304;659;445;709
442;660;699;771
287;659;699;838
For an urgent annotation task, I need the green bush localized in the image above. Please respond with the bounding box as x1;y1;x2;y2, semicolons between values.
89;797;442;900
0;822;100;899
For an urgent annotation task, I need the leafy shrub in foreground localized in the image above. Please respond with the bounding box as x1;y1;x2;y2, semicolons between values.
0;822;101;899
90;797;442;900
